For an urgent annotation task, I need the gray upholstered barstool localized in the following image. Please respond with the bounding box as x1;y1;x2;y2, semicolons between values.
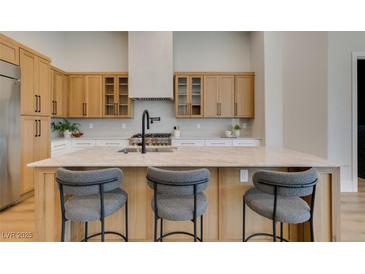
56;168;128;242
146;167;210;242
242;168;319;242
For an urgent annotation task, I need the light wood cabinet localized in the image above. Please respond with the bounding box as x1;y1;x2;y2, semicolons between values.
51;68;68;117
68;75;86;117
20;49;51;116
219;76;235;117
21;116;50;194
204;75;234;117
177;72;254;119
62;74;69;116
103;74;132;118
235;75;254;118
85;75;103;117
0;34;19;65
69;74;104;118
203;76;219;117
175;74;203;118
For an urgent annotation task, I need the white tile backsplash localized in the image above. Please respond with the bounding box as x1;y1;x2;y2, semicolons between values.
52;101;253;138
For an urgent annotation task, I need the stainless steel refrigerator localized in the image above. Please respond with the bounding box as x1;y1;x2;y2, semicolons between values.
0;60;20;210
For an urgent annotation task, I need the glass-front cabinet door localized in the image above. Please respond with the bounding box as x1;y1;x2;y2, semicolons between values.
175;74;203;118
176;76;189;117
190;76;203;117
103;76;116;116
117;76;129;117
103;74;132;118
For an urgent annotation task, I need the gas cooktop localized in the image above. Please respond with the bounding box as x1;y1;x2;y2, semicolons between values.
131;133;172;138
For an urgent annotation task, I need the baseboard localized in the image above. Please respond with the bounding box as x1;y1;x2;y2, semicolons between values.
341;180;357;192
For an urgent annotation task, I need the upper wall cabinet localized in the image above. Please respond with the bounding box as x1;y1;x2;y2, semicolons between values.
234;75;254;118
175;73;203;118
68;74;104;118
51;68;69;117
20;49;51;116
176;72;255;119
103;74;132;118
0;34;19;65
203;75;234;118
68;75;86;117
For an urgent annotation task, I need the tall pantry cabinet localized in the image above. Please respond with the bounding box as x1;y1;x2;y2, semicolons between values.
20;48;51;195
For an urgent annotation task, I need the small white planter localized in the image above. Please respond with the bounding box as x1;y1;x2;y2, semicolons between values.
63;130;72;139
234;129;241;137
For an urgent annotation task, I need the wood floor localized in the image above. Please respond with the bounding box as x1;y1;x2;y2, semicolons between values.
1;182;365;242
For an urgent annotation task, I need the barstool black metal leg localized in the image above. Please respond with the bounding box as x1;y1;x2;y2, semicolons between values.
154;214;158;242
125;200;128;242
101;218;105;242
310;218;314;242
160;218;163;242
193;217;197;242
200;215;203;242
242;197;246;242
280;222;283;242
85;222;88;242
61;219;65;242
272;220;277;242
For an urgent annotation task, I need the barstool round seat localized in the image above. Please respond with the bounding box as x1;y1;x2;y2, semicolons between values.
65;188;128;222
152;193;208;221
245;188;310;224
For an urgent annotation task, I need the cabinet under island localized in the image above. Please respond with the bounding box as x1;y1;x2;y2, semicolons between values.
29;146;340;242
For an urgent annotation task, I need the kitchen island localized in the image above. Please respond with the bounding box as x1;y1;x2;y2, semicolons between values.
29;146;340;242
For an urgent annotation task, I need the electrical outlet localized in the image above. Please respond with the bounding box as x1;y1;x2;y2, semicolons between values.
242;123;247;129
240;169;249;183
122;123;126;129
196;123;201;129
89;123;93;129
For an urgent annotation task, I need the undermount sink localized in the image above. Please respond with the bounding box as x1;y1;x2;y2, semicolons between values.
118;146;177;153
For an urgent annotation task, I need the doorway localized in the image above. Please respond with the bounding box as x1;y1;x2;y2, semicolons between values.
358;59;365;191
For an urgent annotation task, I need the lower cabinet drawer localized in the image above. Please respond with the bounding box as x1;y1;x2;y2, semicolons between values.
172;139;205;147
71;140;96;150
205;139;232;146
95;140;129;147
232;139;260;147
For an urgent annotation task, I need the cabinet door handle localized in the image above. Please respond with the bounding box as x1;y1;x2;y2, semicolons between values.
216;102;219;116
55;101;57;115
38;120;41;137
35;120;38;137
35;95;38;112
39;96;41;113
234;102;237;116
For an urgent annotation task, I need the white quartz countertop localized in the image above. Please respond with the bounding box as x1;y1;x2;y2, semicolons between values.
29;146;337;168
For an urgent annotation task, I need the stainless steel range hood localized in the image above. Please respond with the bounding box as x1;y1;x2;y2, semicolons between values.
128;32;173;100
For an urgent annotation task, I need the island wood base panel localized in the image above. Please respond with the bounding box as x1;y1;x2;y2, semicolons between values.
34;167;340;242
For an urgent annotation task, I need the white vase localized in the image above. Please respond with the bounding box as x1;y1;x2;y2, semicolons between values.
234;129;240;137
64;130;71;139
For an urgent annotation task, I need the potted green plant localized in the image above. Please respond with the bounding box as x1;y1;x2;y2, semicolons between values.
233;124;241;137
51;119;81;139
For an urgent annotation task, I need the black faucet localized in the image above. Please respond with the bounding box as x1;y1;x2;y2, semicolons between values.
141;110;150;154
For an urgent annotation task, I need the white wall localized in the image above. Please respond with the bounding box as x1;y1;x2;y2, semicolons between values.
2;31;68;68
3;31;128;71
263;32;284;147
281;32;328;158
174;32;251;71
249;32;265;141
328;32;365;192
64;32;128;71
